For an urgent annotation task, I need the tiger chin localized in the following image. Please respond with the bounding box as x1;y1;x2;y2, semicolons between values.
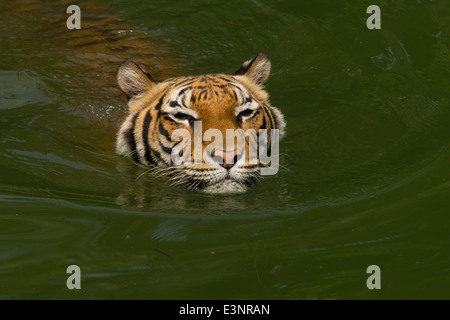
115;52;286;193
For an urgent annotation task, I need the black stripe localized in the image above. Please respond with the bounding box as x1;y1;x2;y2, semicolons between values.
142;110;157;166
256;130;260;158
198;89;208;101
257;122;271;156
175;77;195;87
124;113;140;163
207;77;221;84
262;104;274;129
245;56;258;71
214;84;230;90
229;83;245;102
158;119;171;140
268;108;276;130
158;138;173;154
152;147;162;163
262;105;275;154
232;90;238;102
155;95;165;111
260;114;267;130
213;75;232;83
229;83;243;93
178;87;189;97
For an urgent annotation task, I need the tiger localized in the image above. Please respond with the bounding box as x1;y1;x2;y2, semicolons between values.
116;52;286;193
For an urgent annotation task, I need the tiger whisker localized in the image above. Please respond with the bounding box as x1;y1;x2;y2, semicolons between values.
135;167;157;180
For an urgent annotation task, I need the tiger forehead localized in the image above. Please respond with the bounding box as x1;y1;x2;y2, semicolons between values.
171;74;241;104
173;74;235;87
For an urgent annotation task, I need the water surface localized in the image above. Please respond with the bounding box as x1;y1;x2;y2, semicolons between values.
0;0;449;299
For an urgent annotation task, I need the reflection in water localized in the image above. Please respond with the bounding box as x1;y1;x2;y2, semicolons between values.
114;157;292;214
4;0;178;127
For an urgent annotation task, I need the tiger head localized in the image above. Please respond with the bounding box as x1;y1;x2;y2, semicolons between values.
116;52;285;193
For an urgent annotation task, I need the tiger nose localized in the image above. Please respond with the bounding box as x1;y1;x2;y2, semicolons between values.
212;149;242;170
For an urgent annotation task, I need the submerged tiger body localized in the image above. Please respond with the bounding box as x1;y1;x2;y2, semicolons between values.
116;52;285;193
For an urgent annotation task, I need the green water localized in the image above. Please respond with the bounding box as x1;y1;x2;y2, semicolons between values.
1;0;449;299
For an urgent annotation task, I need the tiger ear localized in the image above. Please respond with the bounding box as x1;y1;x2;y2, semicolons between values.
118;60;156;99
234;52;271;86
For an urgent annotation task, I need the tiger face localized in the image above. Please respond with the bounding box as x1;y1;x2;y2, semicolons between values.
116;52;285;193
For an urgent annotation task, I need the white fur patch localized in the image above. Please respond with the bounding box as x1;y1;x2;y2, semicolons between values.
202;179;247;193
116;114;135;156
